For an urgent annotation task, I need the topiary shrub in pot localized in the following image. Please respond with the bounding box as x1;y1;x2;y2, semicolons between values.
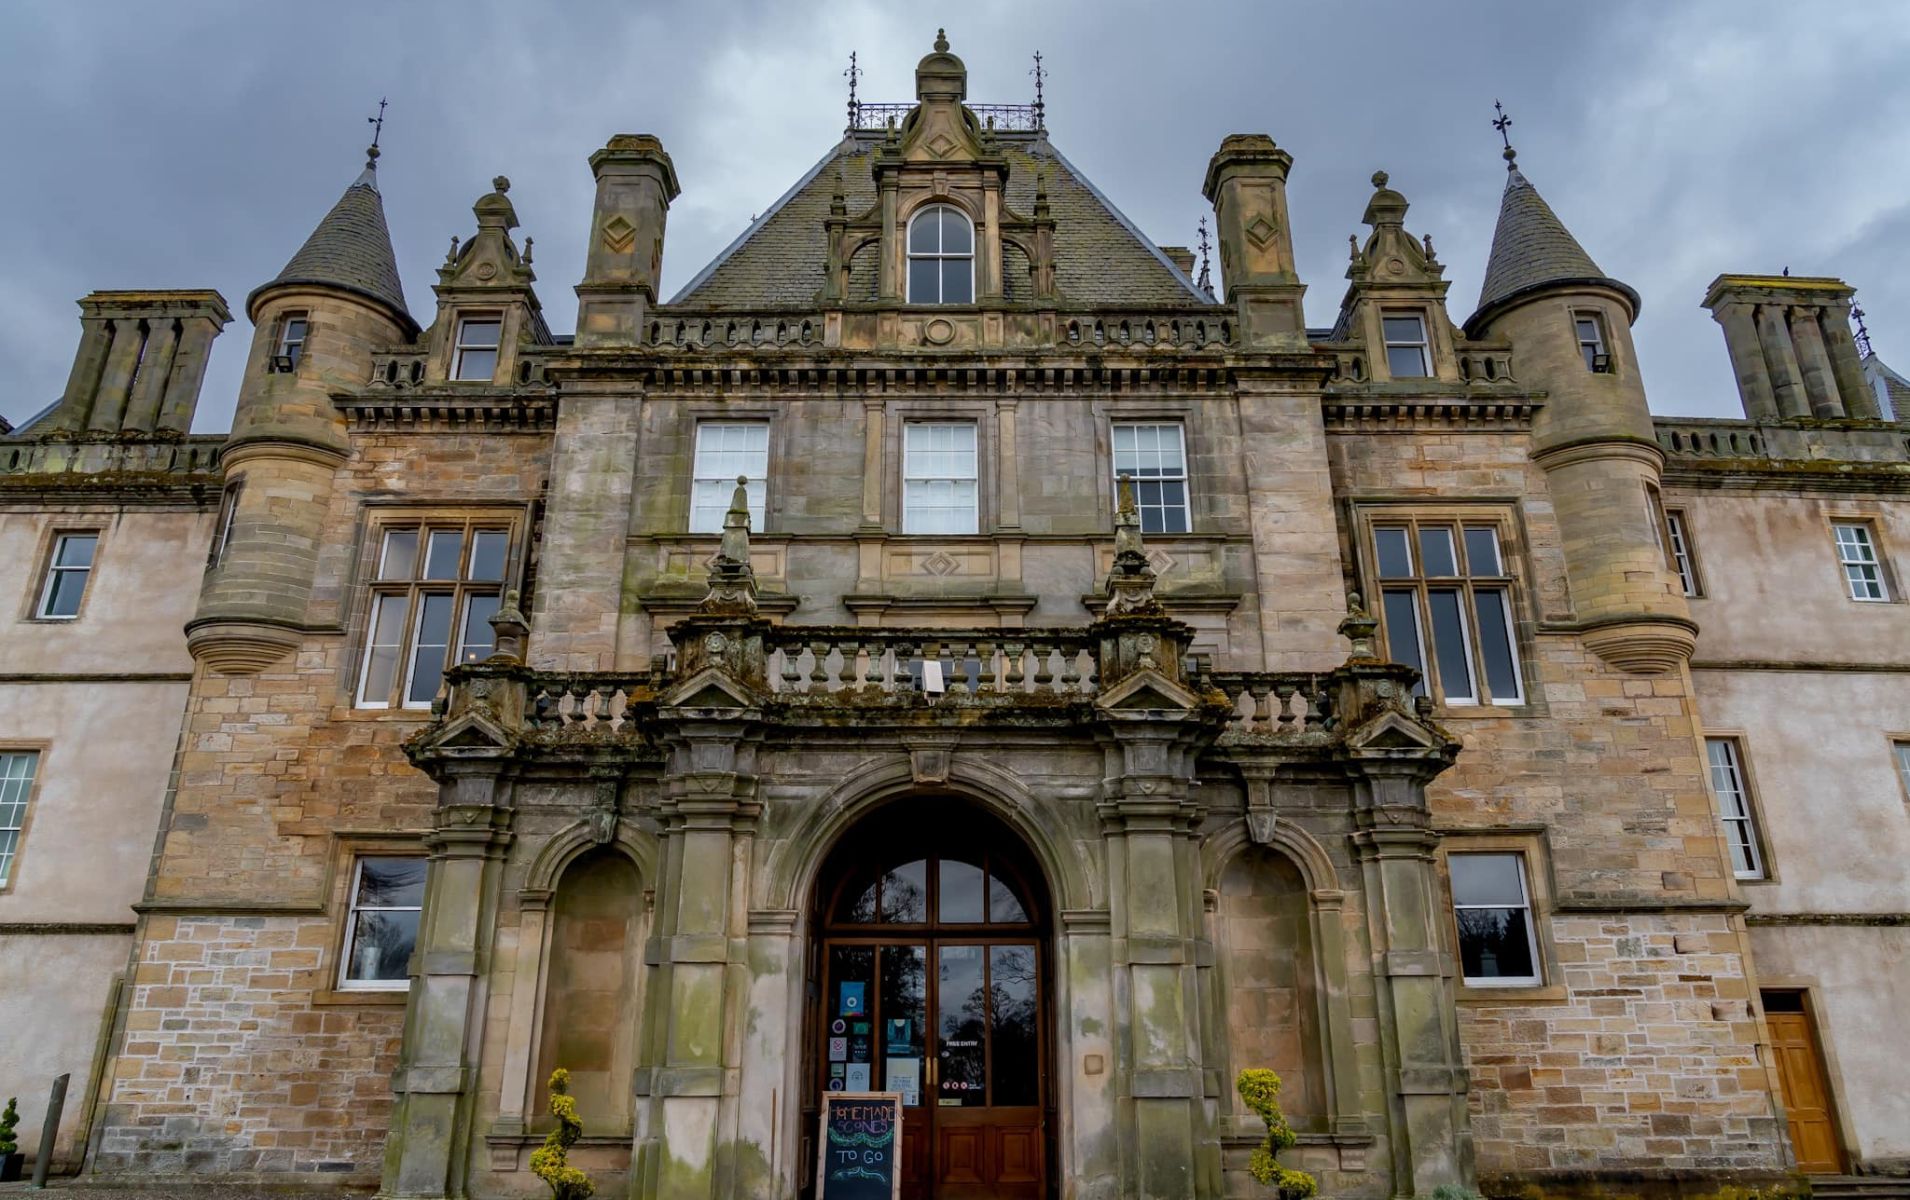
529;1069;594;1200
0;1097;23;1182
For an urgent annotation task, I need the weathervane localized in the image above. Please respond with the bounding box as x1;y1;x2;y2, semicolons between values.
1196;215;1214;297
1492;99;1516;170
844;51;862;130
1853;302;1874;358
366;97;388;167
1031;51;1047;129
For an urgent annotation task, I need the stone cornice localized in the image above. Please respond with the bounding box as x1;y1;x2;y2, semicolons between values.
1322;393;1540;432
1660;460;1910;495
333;391;556;433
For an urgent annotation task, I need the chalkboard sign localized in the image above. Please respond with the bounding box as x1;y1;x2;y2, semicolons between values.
816;1091;902;1200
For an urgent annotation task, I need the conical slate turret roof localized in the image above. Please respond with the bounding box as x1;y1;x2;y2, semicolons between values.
1465;165;1636;335
248;151;416;333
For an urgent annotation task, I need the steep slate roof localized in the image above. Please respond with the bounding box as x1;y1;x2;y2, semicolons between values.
1862;352;1909;420
249;158;416;332
1467;166;1636;333
671;131;1209;309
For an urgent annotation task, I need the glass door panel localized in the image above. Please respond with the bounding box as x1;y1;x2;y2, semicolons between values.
936;944;987;1107
988;944;1039;1107
880;944;927;1107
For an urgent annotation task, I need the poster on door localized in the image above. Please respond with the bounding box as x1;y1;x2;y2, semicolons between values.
884;1057;920;1107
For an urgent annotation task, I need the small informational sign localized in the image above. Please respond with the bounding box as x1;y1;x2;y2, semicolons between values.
844;1063;871;1091
817;1092;902;1200
884;1057;920;1106
838;981;867;1018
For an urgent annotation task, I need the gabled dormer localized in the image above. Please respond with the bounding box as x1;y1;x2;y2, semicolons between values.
426;176;551;386
1330;171;1465;384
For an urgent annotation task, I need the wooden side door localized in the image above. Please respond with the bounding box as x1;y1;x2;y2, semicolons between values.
1763;992;1844;1174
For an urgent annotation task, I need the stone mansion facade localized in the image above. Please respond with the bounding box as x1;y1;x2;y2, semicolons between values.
1;33;1907;1200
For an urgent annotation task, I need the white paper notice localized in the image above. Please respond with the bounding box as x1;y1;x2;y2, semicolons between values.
885;1057;921;1106
844;1063;872;1092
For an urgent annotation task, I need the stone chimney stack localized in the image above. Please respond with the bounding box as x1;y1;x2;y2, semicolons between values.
47;290;230;436
1159;246;1196;277
575;134;680;348
1702;275;1881;420
1202;135;1308;347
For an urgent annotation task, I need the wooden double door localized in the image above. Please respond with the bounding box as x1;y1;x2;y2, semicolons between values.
810;806;1049;1200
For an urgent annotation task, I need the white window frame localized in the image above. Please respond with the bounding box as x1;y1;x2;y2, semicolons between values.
1705;738;1766;880
338;856;426;991
690;422;770;535
1573;311;1609;372
1894;740;1910;805
354;522;513;710
207;480;243;571
1381;311;1431;379
36;532;99;620
0;749;40;889
1665;509;1701;598
905;204;976;306
1371;519;1525;706
1832;521;1889;602
1110;423;1191;535
451;312;503;382
276;311;309;366
902;421;979;535
1449;851;1543;988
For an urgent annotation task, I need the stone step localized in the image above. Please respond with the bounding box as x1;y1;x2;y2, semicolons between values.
1810;1176;1910;1200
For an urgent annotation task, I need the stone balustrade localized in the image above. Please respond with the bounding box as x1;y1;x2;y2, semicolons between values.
759;625;1098;698
1201;669;1334;738
0;434;224;478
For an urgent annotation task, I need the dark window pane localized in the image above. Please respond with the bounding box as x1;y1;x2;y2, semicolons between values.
1418;527;1458;576
1386;345;1428;378
1382;316;1425;344
988;872;1028;923
937;945;985;1107
879;859;927;922
42;571;87;618
55;534;97;568
908;257;940;303
1375;528;1413;578
459;593;501;664
939;209;973;254
940;260;973;304
1450;853;1525;906
406;593;455;705
459;319;501;348
467;531;508;582
356;857;427;907
424;530;463;579
880;945;927;1106
455;347;497;381
846;878;880;923
827;945;875;1094
379;530;418;580
1473;588;1520;703
939;859;985;923
1381;589;1425;695
1463;527;1502;575
346;909;418;982
989;945;1039;1106
1456;907;1535;981
1427;588;1475;702
909;212;939;253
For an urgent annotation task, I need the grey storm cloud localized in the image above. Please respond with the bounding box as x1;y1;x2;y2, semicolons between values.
5;0;1910;431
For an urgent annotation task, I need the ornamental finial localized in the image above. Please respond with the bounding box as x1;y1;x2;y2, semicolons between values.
1492;99;1517;170
934;28;949;52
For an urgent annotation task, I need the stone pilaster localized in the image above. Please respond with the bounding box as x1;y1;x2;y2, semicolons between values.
1346;749;1470;1198
381;768;515;1198
1711;301;1777;420
528;381;643;671
1755;303;1810;418
1787;308;1844;418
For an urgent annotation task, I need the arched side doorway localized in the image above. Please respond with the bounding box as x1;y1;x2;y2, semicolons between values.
805;798;1052;1200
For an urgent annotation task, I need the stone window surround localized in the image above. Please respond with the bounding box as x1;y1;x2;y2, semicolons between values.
1433;829;1567;1004
339;500;529;712
903;202;977;306
670;401;782;535
21;522;105;624
688;419;771;535
1353;500;1534;713
1571;307;1610;373
1826;515;1898;604
273;310;309;366
0;740;48;894
1379;308;1432;380
1701;732;1779;886
313;830;427;1007
1093;398;1205;535
1892;736;1910;809
205;476;244;573
877;399;999;535
450;309;506;384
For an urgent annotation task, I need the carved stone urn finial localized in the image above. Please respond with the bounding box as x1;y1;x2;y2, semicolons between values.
700;476;758;614
1104;474;1163;617
488;588;530;662
1338;591;1380;661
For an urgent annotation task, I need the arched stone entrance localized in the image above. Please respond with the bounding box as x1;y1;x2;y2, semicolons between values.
805;797;1053;1200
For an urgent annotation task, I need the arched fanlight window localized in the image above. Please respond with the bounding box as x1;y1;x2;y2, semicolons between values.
906;204;975;304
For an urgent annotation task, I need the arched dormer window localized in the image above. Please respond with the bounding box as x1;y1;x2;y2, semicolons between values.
906;204;974;304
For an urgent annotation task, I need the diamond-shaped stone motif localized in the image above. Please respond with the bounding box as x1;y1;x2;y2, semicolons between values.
1146;549;1175;574
601;214;636;254
925;133;959;160
922;551;961;576
1245;215;1279;247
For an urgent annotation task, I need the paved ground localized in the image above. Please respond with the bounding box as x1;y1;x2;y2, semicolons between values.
0;1184;374;1198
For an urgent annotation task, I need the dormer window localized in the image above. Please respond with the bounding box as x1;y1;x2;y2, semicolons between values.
906;205;974;305
452;314;502;382
1382;312;1430;378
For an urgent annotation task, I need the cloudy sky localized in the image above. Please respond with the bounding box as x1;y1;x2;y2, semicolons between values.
4;0;1909;432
